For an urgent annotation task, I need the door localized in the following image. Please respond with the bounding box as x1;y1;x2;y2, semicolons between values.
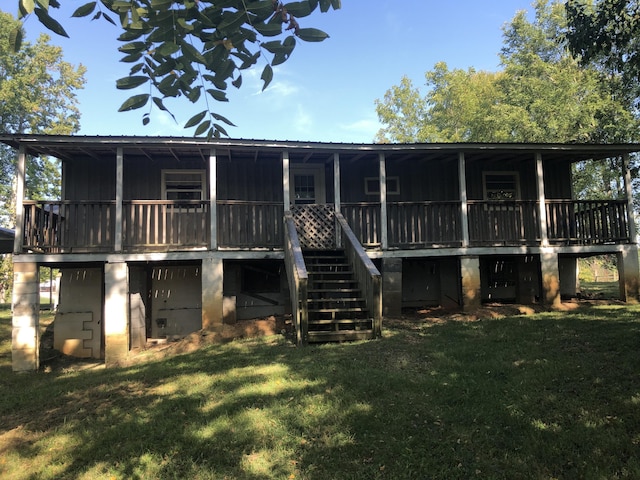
290;165;326;206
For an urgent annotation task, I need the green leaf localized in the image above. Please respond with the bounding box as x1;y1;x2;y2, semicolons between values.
142;114;150;126
211;112;236;126
218;10;247;34
36;0;50;9
232;75;242;88
207;89;229;102
119;41;148;54
253;22;283;37
118;93;150;112
194;120;211;136
150;0;173;8
156;42;180;56
20;0;36;15
284;1;312;18
180;41;207;65
261;64;273;91
331;0;341;9
184;110;207;128
245;0;274;20
34;7;69;37
116;75;149;89
319;0;331;12
9;27;23;53
71;2;96;18
213;123;229;136
152;97;176;122
296;27;329;42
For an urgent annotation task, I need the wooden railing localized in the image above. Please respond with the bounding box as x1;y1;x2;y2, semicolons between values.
23;201;116;253
123;200;208;250
341;202;381;247
283;212;308;345
546;200;629;244
335;212;382;337
21;199;632;253
468;200;541;245
388;201;462;248
218;201;283;248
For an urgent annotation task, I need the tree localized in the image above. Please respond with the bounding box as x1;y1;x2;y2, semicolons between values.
565;0;640;102
0;11;86;227
14;0;341;139
377;1;637;146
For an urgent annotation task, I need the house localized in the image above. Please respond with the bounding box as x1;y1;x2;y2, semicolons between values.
3;134;639;371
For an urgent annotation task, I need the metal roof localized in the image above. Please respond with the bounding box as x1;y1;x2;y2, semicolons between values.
1;134;640;164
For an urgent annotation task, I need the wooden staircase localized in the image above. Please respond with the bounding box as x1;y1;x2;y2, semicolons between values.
304;250;374;342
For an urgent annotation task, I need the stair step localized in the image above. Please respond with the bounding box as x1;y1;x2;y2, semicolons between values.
309;318;372;325
309;306;367;313
307;330;375;342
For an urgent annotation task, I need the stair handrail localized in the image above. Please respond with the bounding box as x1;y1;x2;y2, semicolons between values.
284;211;308;345
335;212;382;337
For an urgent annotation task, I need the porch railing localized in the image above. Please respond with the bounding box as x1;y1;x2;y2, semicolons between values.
468;200;541;245
22;200;116;253
388;201;462;248
335;212;382;337
21;199;632;253
218;200;283;249
341;202;381;247
546;199;629;244
123;200;209;250
283;211;308;345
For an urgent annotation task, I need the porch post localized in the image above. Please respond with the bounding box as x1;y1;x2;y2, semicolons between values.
334;153;341;213
104;261;129;366
381;257;402;317
202;257;224;329
460;256;481;311
379;152;388;250
617;245;640;302
114;147;124;252
623;153;637;244
209;148;217;250
540;249;561;306
334;152;342;248
535;152;549;247
283;150;290;211
11;262;39;371
458;152;469;248
13;145;26;254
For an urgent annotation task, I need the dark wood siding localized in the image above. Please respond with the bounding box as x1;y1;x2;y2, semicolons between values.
218;155;283;201
63;156;115;201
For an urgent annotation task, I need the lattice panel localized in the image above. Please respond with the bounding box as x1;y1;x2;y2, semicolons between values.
292;204;336;249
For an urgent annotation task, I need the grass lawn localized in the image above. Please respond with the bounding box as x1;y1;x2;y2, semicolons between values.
1;302;640;479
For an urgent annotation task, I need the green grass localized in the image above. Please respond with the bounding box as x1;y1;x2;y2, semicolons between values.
2;303;640;479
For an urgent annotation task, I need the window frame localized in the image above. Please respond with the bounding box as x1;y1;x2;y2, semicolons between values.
482;171;520;201
364;176;400;196
161;169;207;201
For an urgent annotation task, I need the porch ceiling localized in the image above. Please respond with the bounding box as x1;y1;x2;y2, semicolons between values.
1;134;639;164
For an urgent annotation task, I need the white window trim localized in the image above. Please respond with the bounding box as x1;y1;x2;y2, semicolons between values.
161;169;207;201
365;176;400;195
482;171;520;200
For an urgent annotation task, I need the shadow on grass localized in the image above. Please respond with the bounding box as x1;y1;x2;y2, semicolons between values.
2;304;640;479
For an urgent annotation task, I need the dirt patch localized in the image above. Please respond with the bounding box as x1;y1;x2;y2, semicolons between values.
39;300;623;371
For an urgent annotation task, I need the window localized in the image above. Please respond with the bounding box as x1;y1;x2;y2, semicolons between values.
365;176;400;195
294;174;316;204
162;170;206;200
483;172;519;200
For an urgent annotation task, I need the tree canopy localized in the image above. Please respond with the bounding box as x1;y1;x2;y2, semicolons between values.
0;10;86;225
376;1;638;145
14;0;340;138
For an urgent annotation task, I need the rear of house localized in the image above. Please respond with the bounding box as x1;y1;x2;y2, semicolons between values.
4;135;639;371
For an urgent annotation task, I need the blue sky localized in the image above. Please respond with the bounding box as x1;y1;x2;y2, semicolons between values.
13;1;536;142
